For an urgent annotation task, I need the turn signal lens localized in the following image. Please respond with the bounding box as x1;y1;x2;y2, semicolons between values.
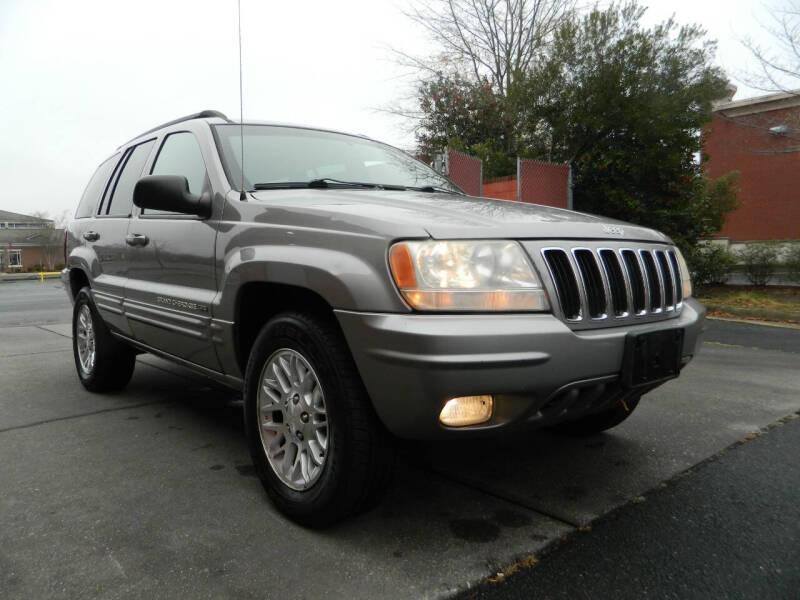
439;395;493;427
389;243;417;288
674;248;693;299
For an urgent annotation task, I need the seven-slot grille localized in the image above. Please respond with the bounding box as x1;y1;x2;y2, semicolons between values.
541;247;683;322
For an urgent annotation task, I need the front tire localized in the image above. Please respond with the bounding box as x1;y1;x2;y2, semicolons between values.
244;311;395;527
72;287;136;392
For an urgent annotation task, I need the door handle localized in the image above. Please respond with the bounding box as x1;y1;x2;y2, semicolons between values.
125;233;149;247
83;231;100;242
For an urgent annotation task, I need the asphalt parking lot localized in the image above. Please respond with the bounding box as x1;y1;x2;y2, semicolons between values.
1;279;798;599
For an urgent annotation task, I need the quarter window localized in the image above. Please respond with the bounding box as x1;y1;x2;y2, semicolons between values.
103;140;156;216
76;153;121;219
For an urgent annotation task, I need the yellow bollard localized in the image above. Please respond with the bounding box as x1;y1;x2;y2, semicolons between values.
40;271;44;283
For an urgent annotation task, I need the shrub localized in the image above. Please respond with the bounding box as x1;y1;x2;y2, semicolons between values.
686;244;734;286
736;242;781;286
27;263;47;273
785;243;800;284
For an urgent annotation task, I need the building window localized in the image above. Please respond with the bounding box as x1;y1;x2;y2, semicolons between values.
7;249;22;268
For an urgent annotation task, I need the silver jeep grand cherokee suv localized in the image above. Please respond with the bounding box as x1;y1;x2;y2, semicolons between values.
63;110;705;526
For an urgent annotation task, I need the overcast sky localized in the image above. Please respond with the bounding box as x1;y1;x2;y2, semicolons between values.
0;0;788;220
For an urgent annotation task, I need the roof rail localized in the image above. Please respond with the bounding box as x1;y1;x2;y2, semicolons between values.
121;110;230;147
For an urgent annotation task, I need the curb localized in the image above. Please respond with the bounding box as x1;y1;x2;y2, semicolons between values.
0;272;61;283
707;315;800;330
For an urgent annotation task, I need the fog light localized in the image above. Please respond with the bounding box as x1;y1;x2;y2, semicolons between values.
439;395;493;427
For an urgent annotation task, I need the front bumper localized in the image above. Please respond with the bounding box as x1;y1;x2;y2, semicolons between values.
335;298;706;439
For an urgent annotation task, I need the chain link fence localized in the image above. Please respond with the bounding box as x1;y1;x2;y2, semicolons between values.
517;158;571;209
443;148;482;197
434;149;570;208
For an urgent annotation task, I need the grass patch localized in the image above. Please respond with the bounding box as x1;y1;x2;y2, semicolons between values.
696;285;800;324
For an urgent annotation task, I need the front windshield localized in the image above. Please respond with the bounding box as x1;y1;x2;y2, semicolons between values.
213;124;461;193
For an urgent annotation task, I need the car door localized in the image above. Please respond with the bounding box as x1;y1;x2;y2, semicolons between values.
123;128;221;371
85;139;156;336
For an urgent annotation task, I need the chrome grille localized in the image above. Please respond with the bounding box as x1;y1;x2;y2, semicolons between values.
541;246;683;324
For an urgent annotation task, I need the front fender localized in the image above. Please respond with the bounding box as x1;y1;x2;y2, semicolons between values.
215;243;409;321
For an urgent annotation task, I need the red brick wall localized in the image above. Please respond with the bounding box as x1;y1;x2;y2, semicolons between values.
482;175;517;201
703;106;800;241
2;247;58;272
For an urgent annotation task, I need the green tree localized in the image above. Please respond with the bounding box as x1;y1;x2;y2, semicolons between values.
410;2;740;250
521;2;734;250
416;74;519;177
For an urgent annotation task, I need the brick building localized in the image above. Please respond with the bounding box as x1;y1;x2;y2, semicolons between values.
0;210;64;272
703;90;800;245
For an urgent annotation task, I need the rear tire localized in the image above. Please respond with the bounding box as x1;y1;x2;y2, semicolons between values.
72;287;136;392
551;395;641;436
243;311;395;527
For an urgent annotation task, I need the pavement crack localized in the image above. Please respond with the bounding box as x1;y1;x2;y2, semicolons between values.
36;325;72;339
407;461;581;529
0;400;168;434
0;348;71;358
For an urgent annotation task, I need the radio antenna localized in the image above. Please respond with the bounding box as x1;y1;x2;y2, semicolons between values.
237;0;247;201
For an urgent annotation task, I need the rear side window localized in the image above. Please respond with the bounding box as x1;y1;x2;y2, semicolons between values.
102;139;156;216
75;154;120;219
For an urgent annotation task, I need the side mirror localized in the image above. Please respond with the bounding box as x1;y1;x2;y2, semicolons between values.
133;175;212;218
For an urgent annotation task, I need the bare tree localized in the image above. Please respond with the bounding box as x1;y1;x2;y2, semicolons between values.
50;209;71;230
396;0;576;96
39;229;64;271
30;210;55;228
741;0;800;93
726;2;800;154
28;210;69;269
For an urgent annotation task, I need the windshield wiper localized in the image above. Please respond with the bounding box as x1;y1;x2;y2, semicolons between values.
308;178;382;189
407;185;463;195
253;178;382;190
252;179;460;193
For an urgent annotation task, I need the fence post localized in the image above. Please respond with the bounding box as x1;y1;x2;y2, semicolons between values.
567;164;573;210
444;148;450;177
516;157;521;202
567;163;572;210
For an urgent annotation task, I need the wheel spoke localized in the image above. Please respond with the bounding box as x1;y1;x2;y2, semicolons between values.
260;384;282;410
271;362;291;393
299;448;311;485
278;356;293;382
307;440;324;467
260;422;284;433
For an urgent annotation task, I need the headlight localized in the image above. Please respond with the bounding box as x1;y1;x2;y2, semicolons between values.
389;240;549;311
674;247;693;299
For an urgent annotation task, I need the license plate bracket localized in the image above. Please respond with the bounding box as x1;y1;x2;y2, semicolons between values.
622;328;684;389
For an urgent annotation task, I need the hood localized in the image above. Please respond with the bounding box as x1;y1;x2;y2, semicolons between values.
248;189;671;244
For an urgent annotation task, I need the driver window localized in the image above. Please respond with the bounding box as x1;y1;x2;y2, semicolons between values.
146;132;208;214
